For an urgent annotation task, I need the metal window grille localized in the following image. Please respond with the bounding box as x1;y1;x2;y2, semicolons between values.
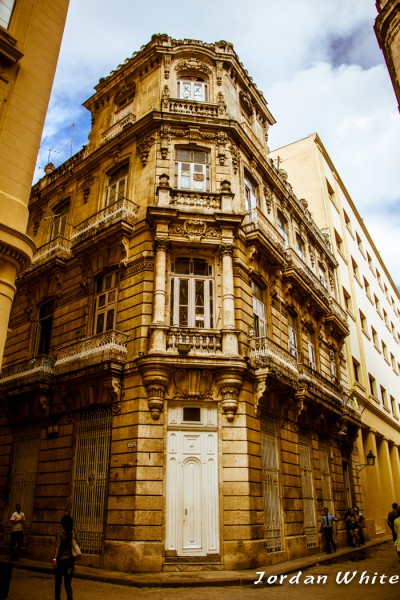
319;444;333;507
71;408;112;555
299;434;317;547
4;424;41;548
260;415;282;552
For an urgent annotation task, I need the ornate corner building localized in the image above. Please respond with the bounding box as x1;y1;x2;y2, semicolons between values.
0;35;363;572
375;0;400;111
0;0;69;365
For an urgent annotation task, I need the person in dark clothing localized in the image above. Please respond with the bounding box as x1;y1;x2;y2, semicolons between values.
354;507;365;545
320;507;337;554
53;514;79;600
388;502;399;541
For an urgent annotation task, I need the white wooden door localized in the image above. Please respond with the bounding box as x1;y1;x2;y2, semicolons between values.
166;412;219;556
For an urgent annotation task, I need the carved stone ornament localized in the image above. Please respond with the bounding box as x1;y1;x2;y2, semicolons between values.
32;209;43;236
217;370;243;422
229;143;240;174
183;219;207;240
174;59;212;76
81;174;94;203
164;54;171;79
239;90;253;116
174;369;213;400
137;134;155;166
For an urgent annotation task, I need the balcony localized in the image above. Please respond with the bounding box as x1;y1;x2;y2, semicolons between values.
240;121;265;154
249;336;298;379
54;331;129;374
326;296;350;337
0;355;55;391
169;189;222;211
102;113;135;144
71;198;138;244
242;208;286;263
284;248;331;310
166;98;220;118
167;327;222;355
29;236;72;270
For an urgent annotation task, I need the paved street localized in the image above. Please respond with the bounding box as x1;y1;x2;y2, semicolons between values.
6;542;400;600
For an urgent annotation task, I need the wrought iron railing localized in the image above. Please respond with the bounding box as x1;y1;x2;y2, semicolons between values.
242;208;286;251
54;331;128;373
249;336;298;375
71;198;138;244
167;327;222;355
30;236;72;269
0;355;55;387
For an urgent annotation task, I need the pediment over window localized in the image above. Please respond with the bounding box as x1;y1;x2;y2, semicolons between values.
174;58;212;76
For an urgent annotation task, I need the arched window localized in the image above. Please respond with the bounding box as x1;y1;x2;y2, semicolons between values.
177;77;208;102
174;148;210;191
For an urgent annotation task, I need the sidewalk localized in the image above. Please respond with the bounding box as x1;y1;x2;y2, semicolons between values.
10;535;392;588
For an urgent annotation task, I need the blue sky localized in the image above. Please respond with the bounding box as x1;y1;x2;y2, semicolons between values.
37;0;400;287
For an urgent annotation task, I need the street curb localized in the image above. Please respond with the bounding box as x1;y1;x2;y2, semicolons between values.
10;536;392;588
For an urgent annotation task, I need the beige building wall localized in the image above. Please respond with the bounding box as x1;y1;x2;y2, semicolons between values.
270;133;400;533
0;0;69;366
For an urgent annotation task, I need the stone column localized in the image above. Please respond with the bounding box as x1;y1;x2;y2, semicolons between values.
377;436;395;504
389;443;400;501
149;239;169;353
219;244;238;356
361;429;382;530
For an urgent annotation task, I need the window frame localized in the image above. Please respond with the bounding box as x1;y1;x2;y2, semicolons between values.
174;148;210;192
177;77;209;102
105;164;129;207
170;257;214;329
93;271;119;335
252;280;267;338
0;0;15;29
50;200;70;240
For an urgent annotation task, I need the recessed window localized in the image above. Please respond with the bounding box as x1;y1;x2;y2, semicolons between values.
252;281;267;338
318;262;327;288
381;385;388;407
355;232;364;254
368;374;377;397
326;179;335;204
295;233;305;261
105;164;128;207
351;257;359;281
288;314;298;359
244;176;258;211
343;288;352;313
177;77;208;102
330;349;337;380
382;341;389;362
36;299;55;356
174;148;210;191
183;406;201;422
366;252;374;274
343;210;352;235
363;277;371;300
334;230;343;255
50;200;70;240
352;357;361;384
94;271;119;334
170;257;214;328
371;326;378;348
277;211;289;247
308;338;316;371
359;310;367;334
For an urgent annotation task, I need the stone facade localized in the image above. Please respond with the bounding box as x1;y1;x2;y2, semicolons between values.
0;0;69;365
0;35;362;572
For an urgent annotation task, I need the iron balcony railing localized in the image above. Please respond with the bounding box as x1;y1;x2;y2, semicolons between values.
71;197;138;244
30;236;72;269
249;336;299;375
242;208;286;251
54;330;128;373
0;355;55;388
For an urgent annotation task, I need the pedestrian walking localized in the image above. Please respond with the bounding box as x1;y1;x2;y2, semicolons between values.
346;509;361;547
388;502;398;541
320;507;337;554
354;506;365;545
10;503;25;560
53;514;80;600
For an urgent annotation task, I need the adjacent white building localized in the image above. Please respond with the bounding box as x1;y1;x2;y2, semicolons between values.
270;133;400;534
